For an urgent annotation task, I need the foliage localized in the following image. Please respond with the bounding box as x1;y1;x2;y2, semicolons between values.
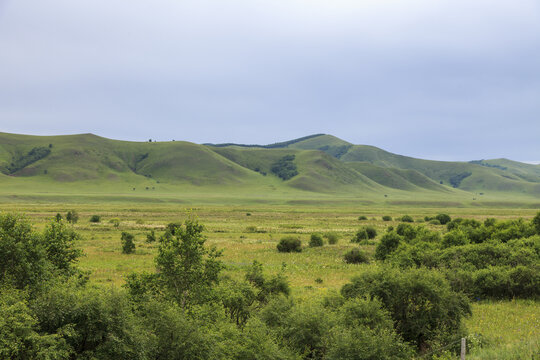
4;146;51;175
532;211;540;234
121;232;136;254
351;226;377;243
42;220;82;276
435;213;452;225
271;155;298;181
449;172;472;188
277;236;302;253
341;267;471;351
155;218;224;309
382;215;392;221
89;215;101;223
323;232;339;245
146;230;156;243
309;234;323;247
0;214;50;290
109;218;120;227
65;210;78;224
343;248;369;264
400;215;414;223
374;231;402;260
357;215;367;221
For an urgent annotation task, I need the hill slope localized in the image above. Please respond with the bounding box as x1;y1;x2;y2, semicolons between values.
0;132;538;200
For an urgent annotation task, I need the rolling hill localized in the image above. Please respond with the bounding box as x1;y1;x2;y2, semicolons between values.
1;132;539;203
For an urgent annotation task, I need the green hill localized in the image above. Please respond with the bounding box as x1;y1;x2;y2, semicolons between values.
0;132;538;203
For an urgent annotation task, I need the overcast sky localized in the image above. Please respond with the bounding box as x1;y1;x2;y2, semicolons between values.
0;0;539;162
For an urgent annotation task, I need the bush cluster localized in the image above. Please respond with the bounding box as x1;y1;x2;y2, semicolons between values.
277;236;302;252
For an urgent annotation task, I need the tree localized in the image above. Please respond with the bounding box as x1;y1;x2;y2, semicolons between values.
533;212;540;234
155;218;223;309
121;232;136;254
42;219;82;275
0;213;49;290
66;210;79;224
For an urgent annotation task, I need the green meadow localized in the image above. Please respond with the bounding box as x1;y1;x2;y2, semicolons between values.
1;198;538;359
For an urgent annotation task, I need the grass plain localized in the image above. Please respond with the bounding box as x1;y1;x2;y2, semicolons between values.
0;197;538;359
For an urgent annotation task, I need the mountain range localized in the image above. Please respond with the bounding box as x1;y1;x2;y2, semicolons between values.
1;132;539;203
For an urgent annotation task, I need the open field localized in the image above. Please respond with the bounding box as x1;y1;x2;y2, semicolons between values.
0;198;538;358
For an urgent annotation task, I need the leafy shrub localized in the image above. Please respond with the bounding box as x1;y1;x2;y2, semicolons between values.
146;230;156;243
341;267;471;351
121;232;136;254
382;215;392;221
435;213;451;225
442;229;469;248
374;231;402;260
66;210;79;224
109;218;120;227
324;232;339;245
352;226;377;243
277;236;302;253
400;215;414;223
395;223;417;241
533;212;540;234
344;249;369;264
89;215;101;223
429;219;441;225
309;234;323;247
357;215;368;221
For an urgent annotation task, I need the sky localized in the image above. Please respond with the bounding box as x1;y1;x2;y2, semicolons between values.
0;0;539;162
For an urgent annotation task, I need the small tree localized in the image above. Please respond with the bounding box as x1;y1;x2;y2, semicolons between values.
55;213;63;222
66;210;79;224
324;232;339;245
533;212;540;234
309;234;324;247
146;230;156;243
435;214;451;225
382;216;392;221
400;215;414;223
121;232;136;254
156;218;223;309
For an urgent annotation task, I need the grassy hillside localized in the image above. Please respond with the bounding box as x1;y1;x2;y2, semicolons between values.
1;132;539;203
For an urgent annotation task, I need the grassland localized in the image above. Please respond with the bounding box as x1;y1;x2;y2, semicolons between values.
1;200;538;358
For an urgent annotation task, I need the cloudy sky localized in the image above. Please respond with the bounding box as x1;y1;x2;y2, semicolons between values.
0;0;539;161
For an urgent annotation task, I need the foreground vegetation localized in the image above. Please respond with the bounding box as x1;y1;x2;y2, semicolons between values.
0;204;539;359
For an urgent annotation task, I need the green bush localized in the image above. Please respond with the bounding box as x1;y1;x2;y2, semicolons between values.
89;215;101;223
146;230;156;243
121;232;136;254
374;231;402;260
400;215;414;223
344;249;369;264
277;236;302;253
270;155;298;181
324;232;339;245
533;212;540;234
352;226;377;243
442;229;469;248
382;215;392;221
309;234;323;247
357;215;368;221
429;219;441;225
341;267;471;351
435;213;451;225
66;210;79;224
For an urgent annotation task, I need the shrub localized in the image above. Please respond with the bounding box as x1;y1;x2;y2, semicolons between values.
400;215;414;223
344;249;369;264
146;230;156;243
341;267;471;351
324;232;339;245
109;218;120;227
66;210;79;224
395;223;417;241
121;232;136;254
382;215;392;221
429;219;441;225
309;234;323;247
358;215;368;221
435;214;452;225
352;226;377;243
442;229;469;248
89;215;101;223
374;232;402;260
277;236;302;253
532;212;540;234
